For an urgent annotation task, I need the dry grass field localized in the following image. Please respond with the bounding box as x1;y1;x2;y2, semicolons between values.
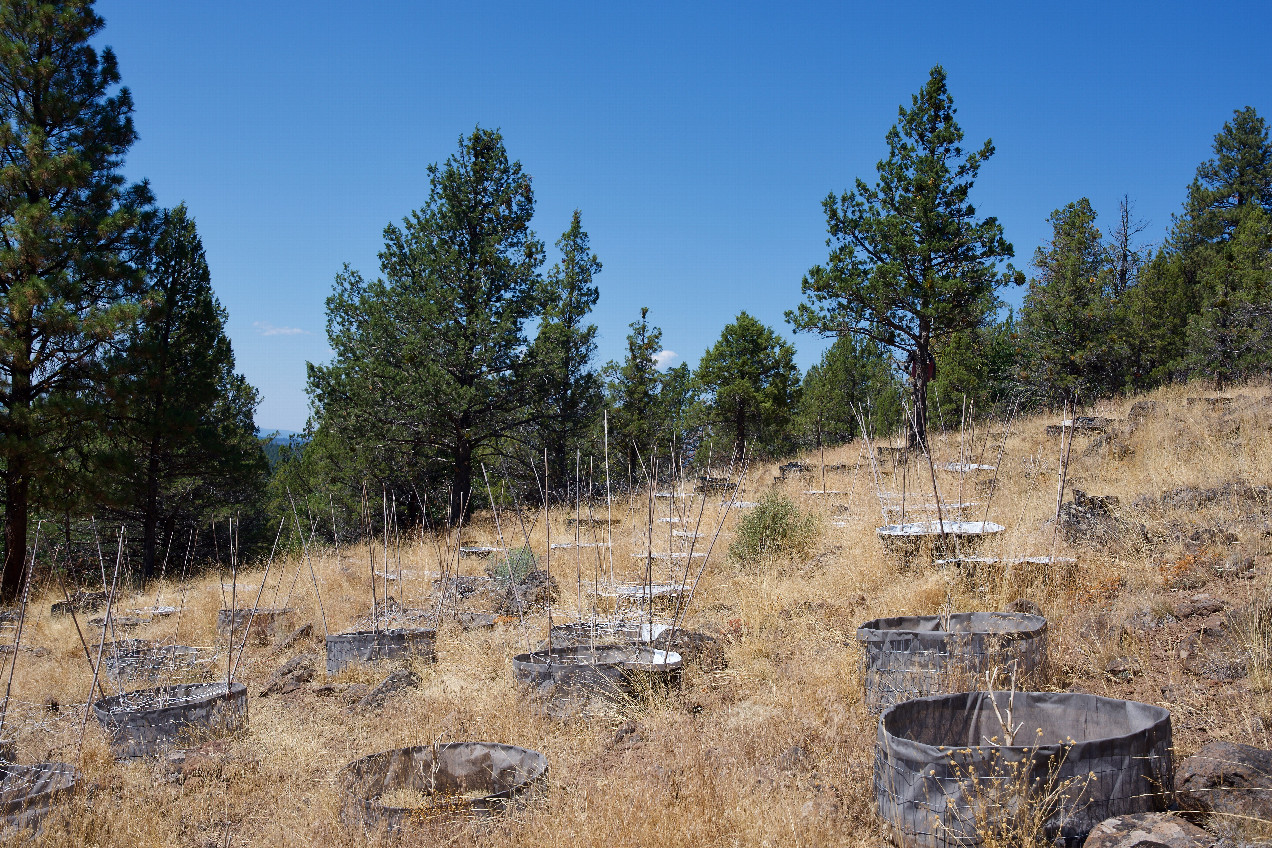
2;381;1271;846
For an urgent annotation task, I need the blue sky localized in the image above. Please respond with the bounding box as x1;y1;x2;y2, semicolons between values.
95;1;1271;432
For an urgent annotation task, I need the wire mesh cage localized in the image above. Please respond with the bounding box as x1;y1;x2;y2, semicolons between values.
512;644;682;701
874;691;1172;848
856;612;1048;713
325;628;438;675
93;682;248;759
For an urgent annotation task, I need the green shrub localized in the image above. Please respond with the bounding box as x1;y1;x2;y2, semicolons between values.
727;489;819;570
487;545;538;583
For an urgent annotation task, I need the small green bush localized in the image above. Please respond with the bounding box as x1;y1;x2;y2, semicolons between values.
727;489;819;570
487;545;537;583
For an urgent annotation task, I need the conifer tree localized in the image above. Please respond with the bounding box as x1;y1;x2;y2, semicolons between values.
1018;199;1123;402
795;335;901;448
528;210;602;492
0;0;153;600
694;312;799;461
605;307;664;468
105;205;267;580
1132;107;1272;385
788;65;1018;450
309;128;544;524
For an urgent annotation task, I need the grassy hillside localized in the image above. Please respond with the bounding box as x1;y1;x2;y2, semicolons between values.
2;382;1270;846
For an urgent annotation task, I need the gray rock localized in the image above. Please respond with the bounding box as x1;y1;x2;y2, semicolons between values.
50;590;106;617
458;612;495;631
356;668;421;709
1173;595;1227;619
1176;741;1272;822
1004;598;1044;617
1083;812;1213;848
1179;627;1247;682
260;653;316;696
1105;655;1142;681
275;623;314;652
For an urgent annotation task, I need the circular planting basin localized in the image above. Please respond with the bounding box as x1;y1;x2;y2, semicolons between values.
0;762;77;832
339;742;547;830
216;608;296;645
550;620;670;647
93;682;248;759
101;640;203;684
877;521;1004;560
874;691;1172;848
512;644;681;699
856;613;1047;712
326;628;438;674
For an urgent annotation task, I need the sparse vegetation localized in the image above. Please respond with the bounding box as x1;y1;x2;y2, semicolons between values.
727;488;819;570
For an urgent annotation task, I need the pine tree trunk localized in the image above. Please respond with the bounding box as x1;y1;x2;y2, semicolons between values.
450;449;472;527
2;459;29;605
734;405;747;464
1;364;32;604
142;448;161;582
910;337;931;453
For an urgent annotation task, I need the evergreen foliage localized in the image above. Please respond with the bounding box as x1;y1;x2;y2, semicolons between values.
1018;199;1125;402
789;65;1020;450
103;205;267;579
307;128;544;525
694;312;799;461
795;335;902;448
528;210;602;493
0;0;154;599
604;307;686;468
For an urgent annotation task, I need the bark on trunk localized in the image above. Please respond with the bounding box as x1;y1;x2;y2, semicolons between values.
450;450;472;527
2;465;29;604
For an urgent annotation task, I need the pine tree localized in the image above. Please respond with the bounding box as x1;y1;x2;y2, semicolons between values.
694;312;799;461
605;307;664;469
1182;206;1272;387
1173;107;1272;250
794;335;901;449
105;205;267;580
308;128;544;524
528;210;602;492
1018;199;1123;402
1132;107;1272;385
788;65;1018;450
0;0;153;600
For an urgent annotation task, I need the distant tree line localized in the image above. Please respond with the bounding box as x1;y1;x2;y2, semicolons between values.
2;1;1269;600
277;70;1272;541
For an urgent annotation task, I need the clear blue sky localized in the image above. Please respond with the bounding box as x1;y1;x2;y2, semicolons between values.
95;1;1271;432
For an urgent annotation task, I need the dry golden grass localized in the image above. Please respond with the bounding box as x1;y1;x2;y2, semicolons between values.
0;380;1270;845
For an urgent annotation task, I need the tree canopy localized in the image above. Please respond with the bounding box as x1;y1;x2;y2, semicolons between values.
694;312;799;461
788;65;1019;449
0;0;153;598
308;127;545;524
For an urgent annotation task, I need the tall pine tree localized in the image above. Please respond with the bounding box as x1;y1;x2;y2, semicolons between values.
0;0;153;600
104;205;267;580
528;210;602;493
309;128;544;524
1018;199;1123;402
605;307;664;470
788;66;1018;450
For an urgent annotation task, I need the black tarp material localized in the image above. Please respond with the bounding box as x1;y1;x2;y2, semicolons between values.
857;613;1048;712
339;742;547;831
326;628;438;674
874;691;1172;848
0;762;76;832
93;682;248;759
